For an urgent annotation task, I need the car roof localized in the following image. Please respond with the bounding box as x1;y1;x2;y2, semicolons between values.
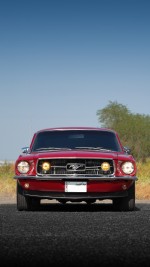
35;127;117;134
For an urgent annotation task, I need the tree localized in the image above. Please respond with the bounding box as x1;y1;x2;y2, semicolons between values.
96;101;150;161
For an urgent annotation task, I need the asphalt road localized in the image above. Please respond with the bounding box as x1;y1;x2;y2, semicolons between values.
0;201;150;267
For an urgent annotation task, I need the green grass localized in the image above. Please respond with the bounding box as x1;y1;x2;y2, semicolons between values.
0;161;150;199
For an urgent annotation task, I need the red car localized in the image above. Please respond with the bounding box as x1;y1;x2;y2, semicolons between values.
14;127;137;211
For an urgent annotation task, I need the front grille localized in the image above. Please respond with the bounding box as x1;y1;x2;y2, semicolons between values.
37;158;114;176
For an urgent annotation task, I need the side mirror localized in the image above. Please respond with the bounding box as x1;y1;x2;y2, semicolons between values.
22;147;30;154
123;146;131;155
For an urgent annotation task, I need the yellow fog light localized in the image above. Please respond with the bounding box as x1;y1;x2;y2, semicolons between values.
101;162;110;171
42;162;51;171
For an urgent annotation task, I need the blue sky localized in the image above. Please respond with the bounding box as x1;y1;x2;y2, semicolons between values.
0;0;150;161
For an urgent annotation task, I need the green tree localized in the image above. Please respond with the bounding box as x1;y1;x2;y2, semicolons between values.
96;101;150;161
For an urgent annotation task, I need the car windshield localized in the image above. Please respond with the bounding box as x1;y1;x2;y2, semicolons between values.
31;130;122;152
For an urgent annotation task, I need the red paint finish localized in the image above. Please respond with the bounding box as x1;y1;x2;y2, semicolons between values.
19;179;132;193
87;180;132;192
19;179;64;192
14;127;137;207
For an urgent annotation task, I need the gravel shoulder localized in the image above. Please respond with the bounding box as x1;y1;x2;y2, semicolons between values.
0;196;16;204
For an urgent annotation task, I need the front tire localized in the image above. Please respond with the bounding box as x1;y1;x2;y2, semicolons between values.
17;182;40;211
113;182;135;211
17;182;29;211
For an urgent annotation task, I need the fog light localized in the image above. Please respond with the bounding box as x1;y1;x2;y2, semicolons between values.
24;183;29;189
42;162;51;171
101;162;110;171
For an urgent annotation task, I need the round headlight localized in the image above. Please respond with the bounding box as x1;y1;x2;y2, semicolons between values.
42;162;51;171
17;161;30;174
101;162;110;171
121;162;134;174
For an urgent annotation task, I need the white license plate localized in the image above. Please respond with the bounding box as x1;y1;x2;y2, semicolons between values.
65;181;87;192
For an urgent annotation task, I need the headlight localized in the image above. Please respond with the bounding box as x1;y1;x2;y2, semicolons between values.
101;162;110;171
121;162;134;174
17;161;30;174
42;162;51;171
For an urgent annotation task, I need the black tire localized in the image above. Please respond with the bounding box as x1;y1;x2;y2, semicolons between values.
113;182;135;211
17;182;29;211
17;182;40;211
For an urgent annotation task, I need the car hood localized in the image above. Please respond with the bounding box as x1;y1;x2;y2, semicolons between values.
17;149;133;161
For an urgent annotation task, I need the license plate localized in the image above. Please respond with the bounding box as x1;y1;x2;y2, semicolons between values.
65;181;87;192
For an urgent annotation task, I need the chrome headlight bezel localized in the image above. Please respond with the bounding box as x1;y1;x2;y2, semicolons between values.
17;161;30;174
121;161;134;175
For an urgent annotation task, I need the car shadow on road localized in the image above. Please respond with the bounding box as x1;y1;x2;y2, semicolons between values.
1;202;144;212
36;202;116;212
38;202;143;212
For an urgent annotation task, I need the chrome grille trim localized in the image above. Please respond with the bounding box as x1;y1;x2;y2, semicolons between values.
37;158;115;176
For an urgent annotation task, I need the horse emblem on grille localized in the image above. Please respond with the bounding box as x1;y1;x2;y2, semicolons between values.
66;163;85;171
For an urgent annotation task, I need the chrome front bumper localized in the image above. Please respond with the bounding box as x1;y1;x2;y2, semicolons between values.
14;175;138;181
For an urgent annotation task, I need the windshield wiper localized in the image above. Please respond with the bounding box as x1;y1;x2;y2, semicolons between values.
74;147;113;151
35;147;72;151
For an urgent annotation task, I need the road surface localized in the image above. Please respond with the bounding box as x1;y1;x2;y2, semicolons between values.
0;200;150;267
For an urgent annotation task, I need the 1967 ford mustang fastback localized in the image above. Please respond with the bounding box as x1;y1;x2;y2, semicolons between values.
14;127;137;211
